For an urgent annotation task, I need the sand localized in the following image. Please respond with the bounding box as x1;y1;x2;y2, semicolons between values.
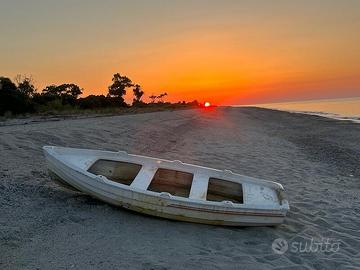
1;107;359;269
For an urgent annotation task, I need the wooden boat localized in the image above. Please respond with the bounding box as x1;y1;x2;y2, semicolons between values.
43;146;289;226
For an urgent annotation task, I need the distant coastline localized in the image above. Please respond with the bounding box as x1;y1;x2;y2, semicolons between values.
232;97;360;123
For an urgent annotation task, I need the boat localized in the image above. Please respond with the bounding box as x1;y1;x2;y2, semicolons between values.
43;146;289;226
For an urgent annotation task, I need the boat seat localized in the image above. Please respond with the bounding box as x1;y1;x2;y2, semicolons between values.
189;173;209;200
130;166;157;190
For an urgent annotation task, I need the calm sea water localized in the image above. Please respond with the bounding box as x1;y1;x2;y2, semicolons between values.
238;97;360;123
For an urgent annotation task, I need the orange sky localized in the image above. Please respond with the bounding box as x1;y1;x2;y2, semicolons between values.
1;0;359;105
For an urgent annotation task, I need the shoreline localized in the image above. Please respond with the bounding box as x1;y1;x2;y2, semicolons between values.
242;106;360;124
231;96;360;124
285;110;360;124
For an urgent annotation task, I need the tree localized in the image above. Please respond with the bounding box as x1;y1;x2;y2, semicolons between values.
78;95;109;109
15;74;36;97
157;92;168;103
0;77;31;115
57;83;83;99
132;84;144;105
108;73;133;105
40;83;83;106
58;83;83;105
149;94;157;103
188;100;199;107
42;85;62;97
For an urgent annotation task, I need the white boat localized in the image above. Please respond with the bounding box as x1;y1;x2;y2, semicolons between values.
43;146;289;226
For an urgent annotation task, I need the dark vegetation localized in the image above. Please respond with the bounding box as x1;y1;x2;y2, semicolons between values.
0;73;199;116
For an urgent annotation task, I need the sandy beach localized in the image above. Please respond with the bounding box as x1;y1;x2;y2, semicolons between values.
1;107;359;269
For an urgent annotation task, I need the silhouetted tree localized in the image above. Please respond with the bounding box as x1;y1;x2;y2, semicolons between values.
78;95;110;109
157;92;168;103
149;94;157;103
40;83;83;106
187;100;200;107
108;73;133;105
15;75;36;97
57;83;83;105
58;83;83;99
132;84;144;106
42;84;82;98
0;77;32;115
41;85;62;97
1;71;195;115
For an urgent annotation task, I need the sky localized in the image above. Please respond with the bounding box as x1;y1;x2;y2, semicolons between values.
0;0;359;105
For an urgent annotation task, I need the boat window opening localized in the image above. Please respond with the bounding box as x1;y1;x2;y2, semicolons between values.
88;159;142;186
148;169;194;198
207;178;243;204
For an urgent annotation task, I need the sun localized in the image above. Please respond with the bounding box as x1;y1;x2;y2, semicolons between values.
204;102;211;107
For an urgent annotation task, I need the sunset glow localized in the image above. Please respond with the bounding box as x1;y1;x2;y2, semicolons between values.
1;1;359;105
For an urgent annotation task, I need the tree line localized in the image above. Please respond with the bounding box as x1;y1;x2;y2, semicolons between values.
0;73;198;116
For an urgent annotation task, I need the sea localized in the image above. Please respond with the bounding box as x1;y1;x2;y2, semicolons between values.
236;97;360;123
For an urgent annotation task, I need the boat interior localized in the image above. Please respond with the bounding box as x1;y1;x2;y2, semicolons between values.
207;178;243;203
148;168;193;197
88;159;243;203
88;159;142;186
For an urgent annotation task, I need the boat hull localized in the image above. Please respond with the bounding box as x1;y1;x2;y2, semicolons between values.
45;149;287;226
